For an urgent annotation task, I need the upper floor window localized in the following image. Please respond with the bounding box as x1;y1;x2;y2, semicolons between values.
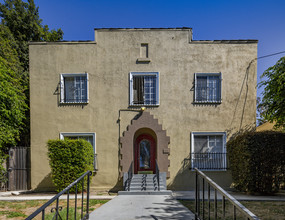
194;73;222;103
60;73;88;104
129;72;159;106
191;132;227;170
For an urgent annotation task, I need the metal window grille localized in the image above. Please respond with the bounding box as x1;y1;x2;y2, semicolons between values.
192;153;227;170
132;75;157;105
195;75;221;103
63;76;88;103
192;135;226;170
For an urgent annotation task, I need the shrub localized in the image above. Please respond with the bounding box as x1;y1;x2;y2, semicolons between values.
47;139;93;192
227;131;285;194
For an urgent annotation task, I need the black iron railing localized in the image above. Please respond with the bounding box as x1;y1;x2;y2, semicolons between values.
195;168;259;220
191;153;227;170
155;160;160;191
124;161;133;191
26;171;92;220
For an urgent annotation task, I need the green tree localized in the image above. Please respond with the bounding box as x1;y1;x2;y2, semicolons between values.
0;24;21;73
0;0;63;71
0;57;27;151
259;56;285;130
0;0;63;147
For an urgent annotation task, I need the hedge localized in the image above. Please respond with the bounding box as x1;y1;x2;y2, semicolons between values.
227;131;285;194
47;139;93;192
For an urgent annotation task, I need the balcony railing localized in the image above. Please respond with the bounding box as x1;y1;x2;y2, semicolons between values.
191;153;228;170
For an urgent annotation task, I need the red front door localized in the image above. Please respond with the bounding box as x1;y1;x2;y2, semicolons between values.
134;134;156;174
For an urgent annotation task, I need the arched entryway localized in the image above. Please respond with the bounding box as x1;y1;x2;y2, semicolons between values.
134;134;156;174
120;111;170;178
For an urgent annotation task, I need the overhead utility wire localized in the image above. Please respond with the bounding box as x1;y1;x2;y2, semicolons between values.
257;51;285;60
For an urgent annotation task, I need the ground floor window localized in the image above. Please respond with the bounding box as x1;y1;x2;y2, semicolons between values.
60;132;97;170
191;132;227;170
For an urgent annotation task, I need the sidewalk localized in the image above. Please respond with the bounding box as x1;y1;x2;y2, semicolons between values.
172;190;285;201
0;191;115;201
1;190;285;201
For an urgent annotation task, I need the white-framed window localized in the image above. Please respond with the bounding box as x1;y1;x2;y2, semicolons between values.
60;132;97;170
60;73;89;104
129;72;159;106
191;132;227;170
194;73;222;103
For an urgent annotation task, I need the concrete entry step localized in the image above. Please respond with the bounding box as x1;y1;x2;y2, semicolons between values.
118;190;172;195
123;173;169;195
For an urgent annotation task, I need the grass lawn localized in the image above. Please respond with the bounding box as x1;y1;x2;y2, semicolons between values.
180;200;285;220
0;199;108;219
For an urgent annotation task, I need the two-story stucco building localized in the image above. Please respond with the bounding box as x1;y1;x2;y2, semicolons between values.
29;28;257;191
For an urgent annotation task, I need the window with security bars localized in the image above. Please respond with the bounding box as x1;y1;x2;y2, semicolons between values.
195;73;221;103
60;73;88;103
191;132;227;170
130;72;159;106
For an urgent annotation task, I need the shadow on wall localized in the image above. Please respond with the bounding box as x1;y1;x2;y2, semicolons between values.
34;173;56;192
230;59;257;131
168;155;195;191
109;178;124;193
168;155;233;191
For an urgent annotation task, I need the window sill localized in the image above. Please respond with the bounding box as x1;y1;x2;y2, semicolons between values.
193;101;222;104
129;104;159;107
136;58;151;63
60;102;89;105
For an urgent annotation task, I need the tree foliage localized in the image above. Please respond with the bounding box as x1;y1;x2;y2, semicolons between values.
0;0;63;71
259;56;285;130
0;57;27;151
228;131;285;194
0;0;64;148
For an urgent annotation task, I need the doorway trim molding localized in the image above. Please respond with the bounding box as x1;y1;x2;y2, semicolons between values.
120;111;170;177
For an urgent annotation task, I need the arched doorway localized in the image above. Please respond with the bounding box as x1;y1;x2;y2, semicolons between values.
120;111;170;178
134;134;156;174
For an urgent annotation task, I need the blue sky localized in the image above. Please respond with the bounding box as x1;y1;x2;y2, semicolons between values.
16;0;285;97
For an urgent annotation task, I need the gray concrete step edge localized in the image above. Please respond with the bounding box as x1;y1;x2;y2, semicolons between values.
129;187;166;190
118;190;172;195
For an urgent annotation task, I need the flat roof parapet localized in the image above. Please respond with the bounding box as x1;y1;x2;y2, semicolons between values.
29;41;96;45
94;27;192;31
191;40;258;44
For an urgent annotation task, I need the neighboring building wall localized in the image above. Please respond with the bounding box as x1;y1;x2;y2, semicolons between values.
29;28;257;191
256;121;282;131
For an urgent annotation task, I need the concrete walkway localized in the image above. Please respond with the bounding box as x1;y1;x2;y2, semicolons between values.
89;195;195;220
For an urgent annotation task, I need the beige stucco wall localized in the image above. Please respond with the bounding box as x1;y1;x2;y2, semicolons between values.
29;29;257;191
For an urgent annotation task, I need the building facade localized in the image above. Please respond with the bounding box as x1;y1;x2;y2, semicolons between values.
29;28;257;191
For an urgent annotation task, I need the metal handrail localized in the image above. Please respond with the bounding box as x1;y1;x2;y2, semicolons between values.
155;160;160;191
26;171;92;220
195;168;259;220
94;153;98;171
124;161;133;191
